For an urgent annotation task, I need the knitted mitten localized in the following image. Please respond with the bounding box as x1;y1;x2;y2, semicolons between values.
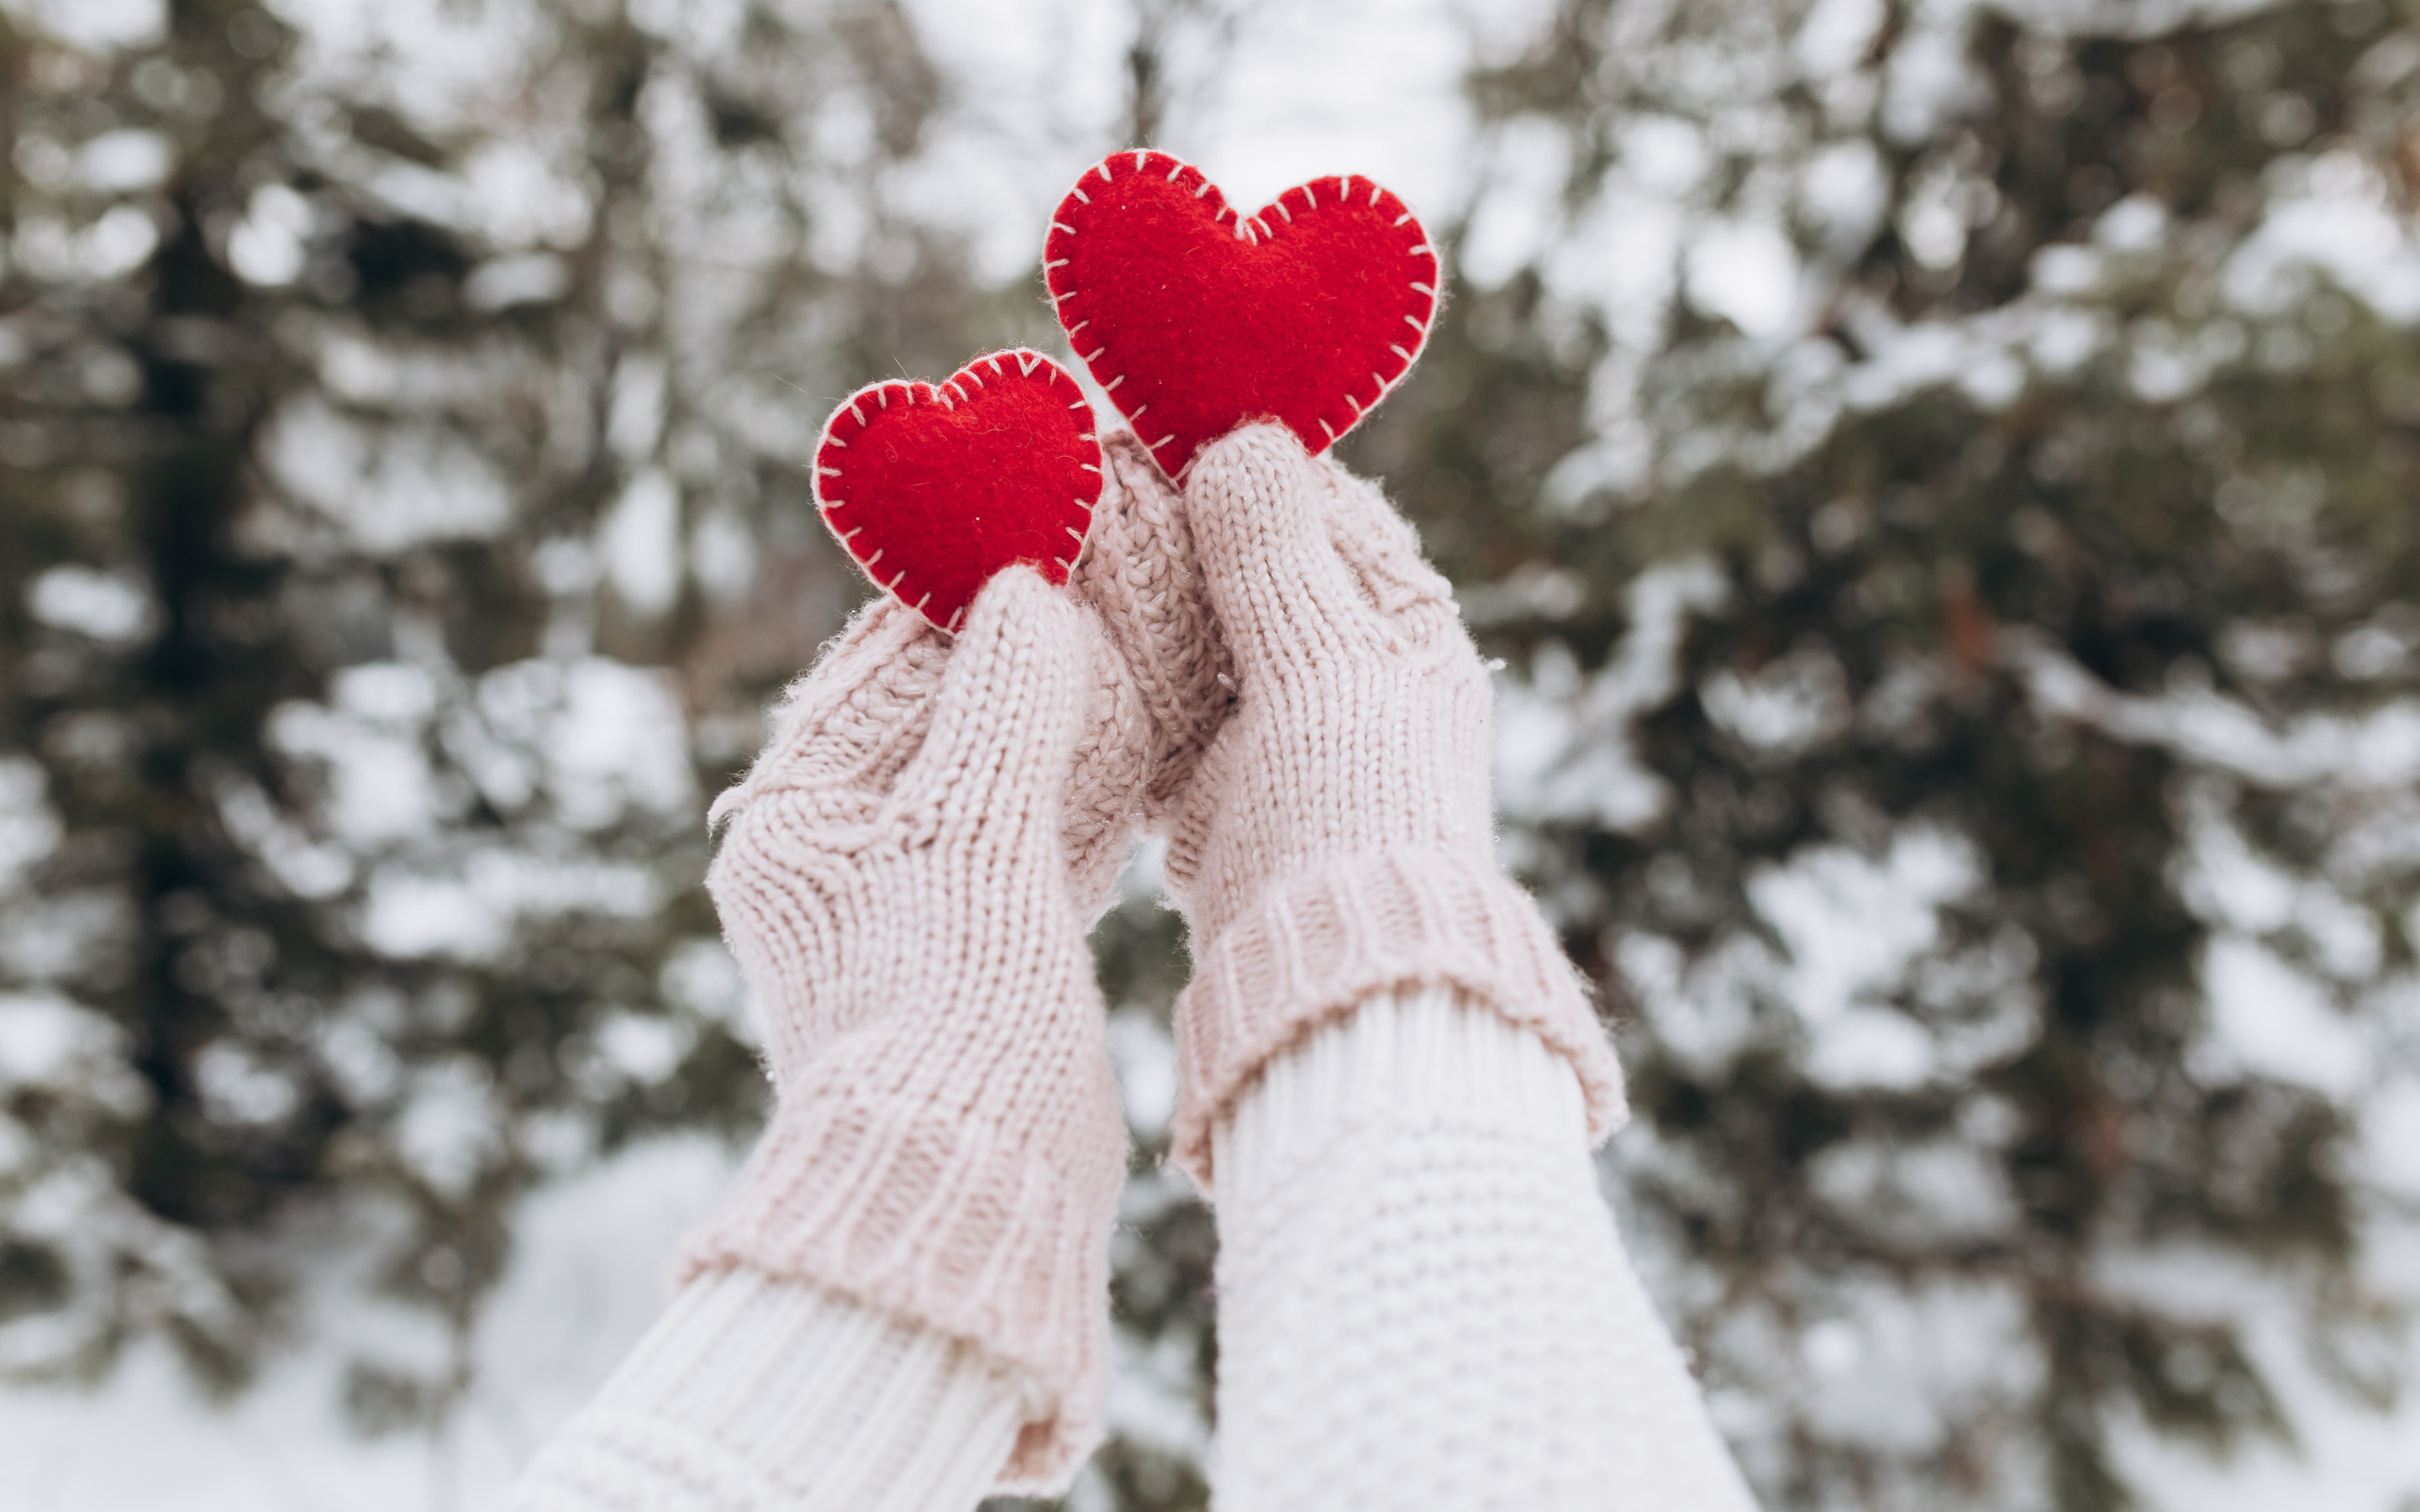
677;568;1134;1491
1069;430;1237;830
1163;423;1628;1186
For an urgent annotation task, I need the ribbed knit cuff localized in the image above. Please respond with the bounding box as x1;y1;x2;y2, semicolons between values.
1171;848;1627;1189
505;1268;1033;1512
672;1089;1118;1489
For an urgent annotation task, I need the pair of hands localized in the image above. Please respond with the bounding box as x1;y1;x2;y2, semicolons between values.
706;417;1489;1151
681;421;1575;1487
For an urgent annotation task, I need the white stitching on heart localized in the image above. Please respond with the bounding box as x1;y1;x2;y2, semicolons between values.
1047;155;1441;480
813;349;1102;630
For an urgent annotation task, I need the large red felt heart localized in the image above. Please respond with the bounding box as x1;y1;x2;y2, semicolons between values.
1044;150;1439;481
814;349;1101;633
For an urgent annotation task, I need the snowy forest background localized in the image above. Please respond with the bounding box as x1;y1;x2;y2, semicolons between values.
3;0;2418;1508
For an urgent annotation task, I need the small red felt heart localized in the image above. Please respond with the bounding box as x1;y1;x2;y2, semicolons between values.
814;349;1102;633
1044;150;1439;480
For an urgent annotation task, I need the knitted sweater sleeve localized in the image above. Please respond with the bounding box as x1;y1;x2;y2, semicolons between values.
1211;985;1764;1512
502;1267;1034;1512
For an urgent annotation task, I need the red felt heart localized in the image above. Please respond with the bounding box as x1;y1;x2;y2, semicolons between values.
1044;150;1439;480
814;349;1102;633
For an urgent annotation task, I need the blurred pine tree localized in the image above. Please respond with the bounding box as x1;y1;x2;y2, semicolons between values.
1344;2;2420;1507
3;1;2415;1509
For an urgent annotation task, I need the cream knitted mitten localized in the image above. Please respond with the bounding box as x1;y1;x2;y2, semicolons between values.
1165;423;1627;1185
676;568;1135;1491
1069;429;1237;829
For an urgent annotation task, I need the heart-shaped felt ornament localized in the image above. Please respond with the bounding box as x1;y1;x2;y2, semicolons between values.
1044;150;1439;480
814;349;1102;633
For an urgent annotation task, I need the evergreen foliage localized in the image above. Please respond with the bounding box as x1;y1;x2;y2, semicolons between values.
1;2;2413;1509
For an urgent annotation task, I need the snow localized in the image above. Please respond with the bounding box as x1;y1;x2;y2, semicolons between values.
2198;936;2367;1100
1494;559;1729;834
1686;219;1802;338
471;656;697;830
0;755;64;894
76;129;171;193
0;991;120;1088
260;396;516;552
2007;629;2420;792
226;186;314;287
1106;1005;1179;1143
25;564;155;644
0;1137;738;1512
464;253;573;312
393;1057;505;1200
2226;150;2420;324
0;0;163;50
13;0;2420;1502
602;470;683;617
658;937;752;1047
1460;115;1571;291
359;851;661;963
1752;830;1971;1072
1699;642;1854;756
1797;1274;2039;1459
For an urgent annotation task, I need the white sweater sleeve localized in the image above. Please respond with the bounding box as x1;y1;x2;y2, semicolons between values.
1210;987;1762;1512
502;1268;1034;1512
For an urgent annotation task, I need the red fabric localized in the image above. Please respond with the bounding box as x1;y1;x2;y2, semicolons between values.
1046;150;1439;480
814;349;1102;633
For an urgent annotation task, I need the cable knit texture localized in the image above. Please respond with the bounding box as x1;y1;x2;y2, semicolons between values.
1214;990;1763;1512
1068;429;1238;827
676;570;1135;1491
504;1269;1031;1512
1165;423;1624;1184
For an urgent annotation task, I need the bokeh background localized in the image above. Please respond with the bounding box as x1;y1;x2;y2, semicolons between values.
3;0;2418;1508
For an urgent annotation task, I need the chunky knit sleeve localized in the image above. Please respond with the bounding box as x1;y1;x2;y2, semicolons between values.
502;1267;1033;1512
1209;986;1764;1511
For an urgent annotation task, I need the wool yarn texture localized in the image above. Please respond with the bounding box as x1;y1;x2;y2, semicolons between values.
1165;423;1627;1187
504;1268;1033;1512
1045;150;1439;480
1213;990;1763;1512
813;350;1102;633
676;569;1138;1491
1067;429;1238;828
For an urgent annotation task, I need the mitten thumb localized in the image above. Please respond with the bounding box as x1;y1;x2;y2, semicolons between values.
1184;422;1392;680
892;566;1088;850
